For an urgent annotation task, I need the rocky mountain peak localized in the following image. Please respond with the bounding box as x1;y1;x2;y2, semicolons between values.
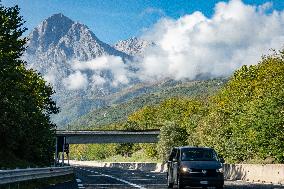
114;37;153;56
26;13;128;61
23;14;133;126
27;13;74;52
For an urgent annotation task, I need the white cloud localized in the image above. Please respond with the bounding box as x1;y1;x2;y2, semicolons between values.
91;75;106;86
59;0;284;91
72;55;129;87
63;71;88;90
43;69;57;84
139;0;284;81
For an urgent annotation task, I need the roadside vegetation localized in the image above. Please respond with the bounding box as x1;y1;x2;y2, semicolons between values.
71;51;284;164
0;4;58;168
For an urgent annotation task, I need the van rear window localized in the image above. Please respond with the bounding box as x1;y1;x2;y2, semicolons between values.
181;148;218;161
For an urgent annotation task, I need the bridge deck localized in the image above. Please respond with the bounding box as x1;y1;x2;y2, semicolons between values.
56;130;160;144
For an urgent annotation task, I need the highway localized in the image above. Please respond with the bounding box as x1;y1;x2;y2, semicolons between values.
46;166;284;189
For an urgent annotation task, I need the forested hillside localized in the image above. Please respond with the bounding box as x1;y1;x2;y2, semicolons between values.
71;51;284;164
69;79;225;129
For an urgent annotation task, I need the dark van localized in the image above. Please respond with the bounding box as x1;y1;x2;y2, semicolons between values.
167;146;224;189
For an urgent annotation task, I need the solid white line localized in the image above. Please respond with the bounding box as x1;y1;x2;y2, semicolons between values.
86;184;127;186
101;173;147;189
85;169;146;189
128;178;155;181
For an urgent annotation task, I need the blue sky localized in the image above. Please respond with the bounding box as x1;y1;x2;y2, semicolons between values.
2;0;284;44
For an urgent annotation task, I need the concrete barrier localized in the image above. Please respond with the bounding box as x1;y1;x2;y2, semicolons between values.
69;160;167;172
70;160;284;185
223;164;284;185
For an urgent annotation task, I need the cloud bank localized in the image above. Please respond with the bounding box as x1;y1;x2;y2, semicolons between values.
62;55;129;90
59;0;284;90
139;0;284;80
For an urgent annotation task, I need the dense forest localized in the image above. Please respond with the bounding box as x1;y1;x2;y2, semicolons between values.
71;51;284;164
0;4;58;168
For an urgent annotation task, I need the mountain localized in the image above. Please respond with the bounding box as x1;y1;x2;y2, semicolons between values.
24;13;133;127
27;13;128;62
24;13;224;129
114;37;153;56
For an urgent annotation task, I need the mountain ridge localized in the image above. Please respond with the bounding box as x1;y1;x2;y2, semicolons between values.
24;13;152;127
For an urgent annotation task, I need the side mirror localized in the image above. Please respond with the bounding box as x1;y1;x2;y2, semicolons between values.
220;158;225;163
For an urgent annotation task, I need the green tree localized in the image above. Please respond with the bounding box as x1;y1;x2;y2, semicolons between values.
157;122;187;161
197;51;284;163
0;4;59;167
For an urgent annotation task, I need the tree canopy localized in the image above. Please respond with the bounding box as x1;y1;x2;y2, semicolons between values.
0;4;58;167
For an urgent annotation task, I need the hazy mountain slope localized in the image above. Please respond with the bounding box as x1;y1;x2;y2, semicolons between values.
69;79;226;129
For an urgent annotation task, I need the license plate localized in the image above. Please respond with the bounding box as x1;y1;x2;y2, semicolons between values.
200;181;208;184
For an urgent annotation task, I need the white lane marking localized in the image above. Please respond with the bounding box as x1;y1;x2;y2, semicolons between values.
101;173;147;189
151;176;155;178
128;178;155;181
95;171;98;174
85;169;146;189
86;184;127;186
76;178;85;189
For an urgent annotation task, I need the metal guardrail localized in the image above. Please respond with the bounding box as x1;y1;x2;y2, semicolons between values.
0;167;73;185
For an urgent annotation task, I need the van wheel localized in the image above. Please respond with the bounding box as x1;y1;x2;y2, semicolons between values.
167;173;173;188
177;175;184;189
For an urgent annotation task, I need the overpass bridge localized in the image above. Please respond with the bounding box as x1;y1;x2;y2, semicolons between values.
54;130;160;166
56;130;160;144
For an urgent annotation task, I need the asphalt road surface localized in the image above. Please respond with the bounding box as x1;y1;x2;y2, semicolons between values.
46;166;284;189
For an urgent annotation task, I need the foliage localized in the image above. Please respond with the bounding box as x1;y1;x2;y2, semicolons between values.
0;4;58;167
70;144;117;160
195;51;284;163
157;122;187;161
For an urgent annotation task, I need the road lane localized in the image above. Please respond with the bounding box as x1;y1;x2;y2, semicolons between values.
46;166;284;189
75;166;166;188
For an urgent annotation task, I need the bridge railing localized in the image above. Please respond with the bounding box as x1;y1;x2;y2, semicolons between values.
0;166;73;185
